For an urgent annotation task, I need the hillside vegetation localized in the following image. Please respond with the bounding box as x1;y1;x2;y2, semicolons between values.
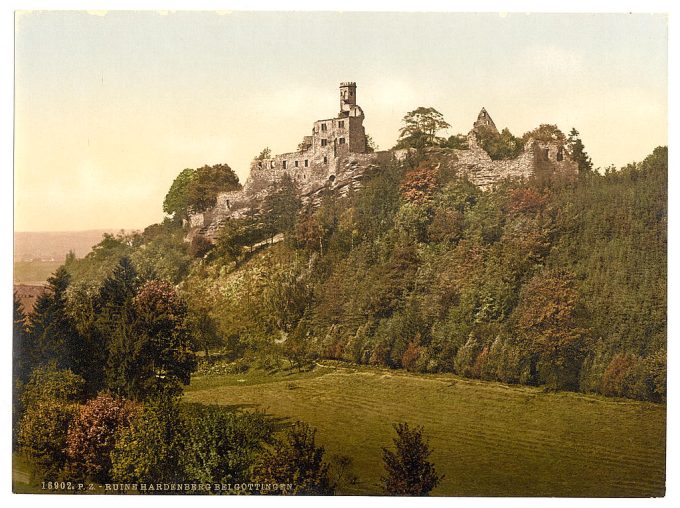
44;145;667;403
13;112;666;494
177;145;666;402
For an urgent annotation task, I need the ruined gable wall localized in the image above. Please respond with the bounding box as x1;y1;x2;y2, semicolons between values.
348;116;366;153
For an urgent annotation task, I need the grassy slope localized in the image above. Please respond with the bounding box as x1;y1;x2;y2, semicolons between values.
185;363;665;497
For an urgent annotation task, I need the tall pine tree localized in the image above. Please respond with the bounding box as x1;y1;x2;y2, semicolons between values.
13;293;31;383
567;128;593;173
28;267;86;376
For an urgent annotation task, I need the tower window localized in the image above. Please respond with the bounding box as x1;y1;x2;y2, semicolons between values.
283;161;287;169
339;137;345;144
321;123;327;132
338;121;345;128
321;139;328;147
304;159;309;167
323;156;328;164
294;160;299;168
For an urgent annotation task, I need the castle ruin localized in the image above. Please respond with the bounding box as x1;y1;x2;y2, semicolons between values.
189;82;578;240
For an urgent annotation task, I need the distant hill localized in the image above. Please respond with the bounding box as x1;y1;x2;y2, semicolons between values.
13;229;136;262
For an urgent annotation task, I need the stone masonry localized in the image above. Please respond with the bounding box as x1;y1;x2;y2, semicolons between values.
452;108;578;189
189;84;578;241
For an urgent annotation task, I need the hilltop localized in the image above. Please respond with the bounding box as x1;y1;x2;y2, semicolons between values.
185;83;580;243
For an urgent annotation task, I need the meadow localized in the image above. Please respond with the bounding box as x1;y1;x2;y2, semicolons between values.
185;362;666;497
14;260;63;284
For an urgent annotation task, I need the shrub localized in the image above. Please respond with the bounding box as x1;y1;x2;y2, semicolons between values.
17;365;85;478
110;395;185;484
65;393;138;481
20;363;85;410
252;421;335;495
475;126;524;160
18;399;79;479
180;404;274;484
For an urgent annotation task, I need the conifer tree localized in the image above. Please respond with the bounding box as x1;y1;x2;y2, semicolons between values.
381;422;442;496
28;267;86;376
253;421;335;495
567;128;593;173
13;293;30;383
106;279;196;400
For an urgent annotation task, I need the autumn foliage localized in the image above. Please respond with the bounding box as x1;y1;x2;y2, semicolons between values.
400;163;439;204
65;393;138;481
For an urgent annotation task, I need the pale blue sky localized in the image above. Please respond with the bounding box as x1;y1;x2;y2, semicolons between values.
15;11;667;230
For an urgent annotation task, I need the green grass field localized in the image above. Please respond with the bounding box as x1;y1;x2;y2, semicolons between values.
185;362;666;497
14;260;63;284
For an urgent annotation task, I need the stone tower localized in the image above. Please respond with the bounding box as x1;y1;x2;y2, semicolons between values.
473;107;498;133
339;82;358;115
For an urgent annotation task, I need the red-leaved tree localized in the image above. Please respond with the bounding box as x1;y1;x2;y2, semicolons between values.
65;393;138;481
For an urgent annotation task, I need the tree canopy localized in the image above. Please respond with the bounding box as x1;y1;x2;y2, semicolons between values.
395;107;450;149
163;163;241;219
162;168;196;221
475;126;524;160
567;128;593;173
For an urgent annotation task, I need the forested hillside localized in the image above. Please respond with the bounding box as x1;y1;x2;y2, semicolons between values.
175;145;666;401
20;144;666;403
12;125;666;493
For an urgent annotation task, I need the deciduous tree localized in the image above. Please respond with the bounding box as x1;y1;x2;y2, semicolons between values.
513;270;589;390
163;168;197;222
186;163;241;213
395;107;450;149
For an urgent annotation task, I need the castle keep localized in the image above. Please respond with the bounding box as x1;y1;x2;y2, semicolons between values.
246;82;373;191
189;82;578;240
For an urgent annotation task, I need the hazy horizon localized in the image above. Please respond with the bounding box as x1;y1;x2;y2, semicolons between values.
15;11;667;232
14;227;143;234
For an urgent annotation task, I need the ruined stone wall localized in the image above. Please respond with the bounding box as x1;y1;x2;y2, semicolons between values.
186;84;577;243
348;116;366;153
442;132;578;189
189;138;575;242
188;148;409;242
